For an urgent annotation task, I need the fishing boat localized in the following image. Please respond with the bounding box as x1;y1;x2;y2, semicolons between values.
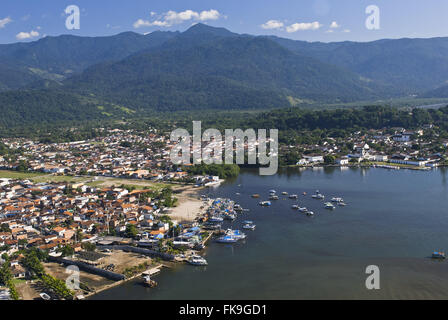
142;275;158;288
251;194;260;198
223;213;237;221
226;229;247;240
242;221;256;230
259;201;272;206
298;207;308;212
331;197;344;203
188;255;208;266
306;211;315;216
209;216;224;223
289;194;298;199
282;191;288;195
324;202;336;210
40;293;51;300
338;202;347;206
312;191;325;199
269;195;279;200
291;204;299;210
202;222;221;230
234;204;243;212
269;190;276;194
432;251;446;259
216;235;238;243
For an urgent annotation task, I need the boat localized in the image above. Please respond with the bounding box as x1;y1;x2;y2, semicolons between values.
142;275;158;288
40;293;51;300
289;194;298;199
306;211;315;216
209;216;224;223
202;223;221;230
251;194;260;198
216;235;238;243
242;221;256;230
259;201;272;206
303;192;307;195
291;204;299;210
298;207;308;213
312;191;325;200
226;229;247;240
281;192;288;195
324;202;336;210
188;255;208;266
234;204;243;212
338;202;347;206
269;190;276;194
269;195;279;200
432;251;446;259
223;213;237;221
331;197;344;203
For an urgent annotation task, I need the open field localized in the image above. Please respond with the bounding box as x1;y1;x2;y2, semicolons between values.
0;170;46;179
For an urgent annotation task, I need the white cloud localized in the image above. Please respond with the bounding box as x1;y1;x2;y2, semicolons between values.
330;21;340;29
286;21;322;33
16;30;40;40
0;17;12;29
134;9;223;28
260;20;284;30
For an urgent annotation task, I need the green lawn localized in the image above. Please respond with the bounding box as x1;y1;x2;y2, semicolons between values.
0;170;46;179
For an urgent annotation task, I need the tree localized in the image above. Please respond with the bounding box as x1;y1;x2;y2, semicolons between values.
324;155;336;165
125;224;138;239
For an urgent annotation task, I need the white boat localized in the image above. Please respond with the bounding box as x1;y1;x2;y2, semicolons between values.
281;191;288;195
331;197;344;203
306;211;315;216
226;229;247;240
269;190;276;194
312;193;325;200
216;235;238;243
269;195;279;200
188;255;208;266
324;202;336;210
259;201;271;206
289;194;298;199
209;216;224;223
298;207;308;212
40;293;51;300
291;204;299;210
338;202;347;206
224;213;237;221
242;221;256;230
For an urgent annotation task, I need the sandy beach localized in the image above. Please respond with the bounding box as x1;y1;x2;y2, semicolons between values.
169;186;209;223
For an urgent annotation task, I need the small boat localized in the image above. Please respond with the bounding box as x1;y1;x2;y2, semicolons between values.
226;229;247;240
306;211;314;216
269;195;279;200
242;221;256;230
252;194;260;198
143;275;158;288
282;192;288;195
40;293;51;300
269;190;276;194
312;193;325;200
298;207;308;212
331;197;344;203
324;202;336;210
203;223;221;230
216;235;238;243
223;213;237;221
303;192;307;195
432;251;446;259
259;201;272;206
209;216;224;223
236;193;241;196
188;255;208;266
289;194;298;199
338;202;347;206
234;204;243;211
291;204;299;210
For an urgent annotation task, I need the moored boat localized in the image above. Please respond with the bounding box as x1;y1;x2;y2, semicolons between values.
188;255;208;266
432;251;446;259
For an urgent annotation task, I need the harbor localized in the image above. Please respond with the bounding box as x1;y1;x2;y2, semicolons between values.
90;167;448;300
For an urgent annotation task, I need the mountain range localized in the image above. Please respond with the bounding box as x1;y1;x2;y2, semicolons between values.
1;23;448;126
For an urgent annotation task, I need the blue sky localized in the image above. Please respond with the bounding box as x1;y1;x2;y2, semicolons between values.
0;0;447;44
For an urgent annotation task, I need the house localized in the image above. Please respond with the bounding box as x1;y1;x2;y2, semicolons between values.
303;155;324;163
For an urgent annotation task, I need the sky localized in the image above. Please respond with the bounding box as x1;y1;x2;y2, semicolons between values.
0;0;447;44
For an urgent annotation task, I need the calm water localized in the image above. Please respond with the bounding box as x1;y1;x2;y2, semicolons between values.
91;167;448;300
